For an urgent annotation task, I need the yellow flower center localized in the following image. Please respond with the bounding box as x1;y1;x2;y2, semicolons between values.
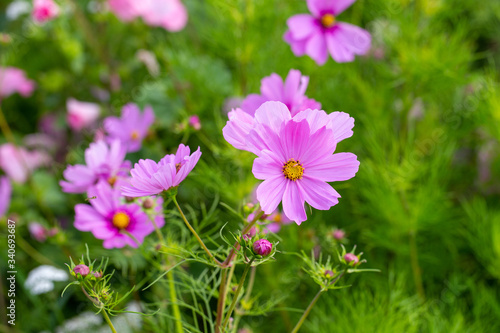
273;213;282;223
321;14;336;28
282;159;304;181
108;176;117;186
112;212;130;229
131;130;140;140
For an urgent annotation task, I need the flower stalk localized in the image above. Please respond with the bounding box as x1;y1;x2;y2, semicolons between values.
222;259;254;329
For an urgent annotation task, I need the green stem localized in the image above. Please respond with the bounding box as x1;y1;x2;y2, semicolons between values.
172;196;222;266
167;270;183;333
215;268;228;333
222;259;254;329
409;230;425;300
243;266;256;303
101;308;118;333
291;289;325;333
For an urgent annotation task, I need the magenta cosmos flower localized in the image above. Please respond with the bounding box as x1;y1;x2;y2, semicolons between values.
246;102;359;223
0;176;12;217
104;103;155;153
60;140;131;193
32;0;60;24
0;143;50;184
0;67;35;98
284;0;371;65
66;98;100;131
75;181;164;248
241;69;321;116
224;101;355;155
121;144;201;197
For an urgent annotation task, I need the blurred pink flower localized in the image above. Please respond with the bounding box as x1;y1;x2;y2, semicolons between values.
28;222;56;242
32;0;60;24
0;176;12;217
0;67;35;98
249;102;359;223
74;181;163;248
108;0;142;21
241;69;320;116
60;140;131;193
104;104;155;153
0;143;50;184
66;98;100;131
284;0;371;65
121;143;201;197
333;228;345;240
188;115;201;130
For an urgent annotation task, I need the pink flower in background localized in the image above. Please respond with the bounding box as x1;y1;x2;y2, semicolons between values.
223;101;354;155
0;176;12;217
0;67;35;98
122;144;201;197
104;104;155;153
108;0;142;21
139;0;188;32
284;0;371;65
74;181;163;248
66;98;100;131
28;222;57;242
60;140;131;193
247;210;292;234
249;102;359;223
188;115;201;130
0;143;50;184
241;69;321;116
32;0;60;23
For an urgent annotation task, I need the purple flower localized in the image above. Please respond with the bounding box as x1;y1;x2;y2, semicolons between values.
0;67;35;98
252;239;273;256
249;102;359;223
0;176;12;217
121;144;201;197
60;140;131;194
104;104;155;153
73;264;90;277
74;181;164;249
284;0;371;65
241;69;321;116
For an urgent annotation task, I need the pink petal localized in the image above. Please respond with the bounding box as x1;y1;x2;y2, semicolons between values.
254;101;291;133
326;23;371;63
287;14;317;40
241;94;267;116
260;73;284;100
328;111;354;142
88;181;116;216
305;32;329;65
305;152;359;182
298;176;340;210
256;175;287;215
280;118;311;162
222;108;255;151
253;150;284;180
284;31;308;56
307;0;356;16
300;126;337;166
282;181;307;224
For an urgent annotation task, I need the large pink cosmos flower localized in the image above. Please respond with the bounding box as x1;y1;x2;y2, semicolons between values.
104;104;155;153
0;67;36;98
121;144;201;197
223;101;354;155
66;98;101;131
241;69;321;116
32;0;60;24
284;0;371;65
109;0;188;32
0;143;50;184
74;181;164;248
60;140;131;193
0;176;12;217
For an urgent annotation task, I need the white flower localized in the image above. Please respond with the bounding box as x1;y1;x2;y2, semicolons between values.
25;265;68;295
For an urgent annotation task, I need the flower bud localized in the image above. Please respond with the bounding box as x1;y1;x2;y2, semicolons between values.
344;253;359;265
92;271;103;279
73;264;90;277
142;197;154;209
252;239;272;256
333;229;345;240
324;270;335;279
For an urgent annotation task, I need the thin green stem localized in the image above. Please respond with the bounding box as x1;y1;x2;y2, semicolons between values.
290;289;325;333
0;104;16;145
222;259;254;329
215;268;228;333
167;270;183;333
243;266;256;304
409;230;425;300
172;196;222;266
101;308;118;333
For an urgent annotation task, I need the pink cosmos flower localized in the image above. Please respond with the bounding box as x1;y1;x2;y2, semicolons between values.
104;104;155;153
223;101;354;155
75;181;164;248
121;144;201;197
248;211;292;234
0;143;50;184
28;222;57;242
188;115;201;130
32;0;60;24
108;0;142;22
0;176;12;217
0;67;36;98
241;69;321;116
284;0;371;65
248;102;359;223
66;98;101;131
60;140;131;193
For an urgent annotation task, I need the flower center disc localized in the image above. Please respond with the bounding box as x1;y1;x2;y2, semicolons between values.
130;130;140;140
112;212;130;229
321;14;336;28
283;159;304;181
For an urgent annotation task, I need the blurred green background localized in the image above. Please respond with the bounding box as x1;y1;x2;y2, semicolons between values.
1;0;500;332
